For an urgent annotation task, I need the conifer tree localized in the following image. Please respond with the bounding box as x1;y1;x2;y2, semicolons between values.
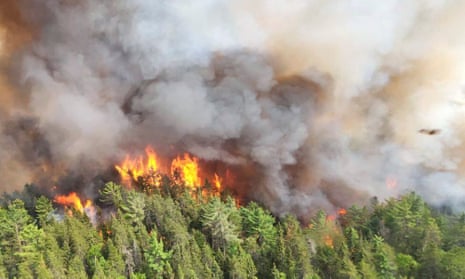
100;182;124;208
35;195;55;227
144;230;173;278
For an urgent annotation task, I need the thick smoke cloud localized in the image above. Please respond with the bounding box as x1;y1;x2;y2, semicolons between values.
1;0;465;216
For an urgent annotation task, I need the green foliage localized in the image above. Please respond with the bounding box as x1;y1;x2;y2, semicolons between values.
395;253;418;278
439;247;465;278
278;216;318;279
104;239;126;277
201;197;241;252
439;212;465;250
0;199;34;277
225;244;257;279
416;245;443;279
372;235;396;279
382;192;441;258
240;202;277;249
35;195;55;227
120;190;146;225
67;255;87;279
1;183;465;279
144;231;172;278
86;243;105;276
100;182;124;208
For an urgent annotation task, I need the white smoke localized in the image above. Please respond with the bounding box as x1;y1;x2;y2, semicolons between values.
1;0;465;215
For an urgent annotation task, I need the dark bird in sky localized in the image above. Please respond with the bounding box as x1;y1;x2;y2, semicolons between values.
419;129;441;135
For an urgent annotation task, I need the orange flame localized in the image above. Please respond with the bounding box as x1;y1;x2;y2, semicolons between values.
54;192;93;214
171;153;201;188
326;208;347;222
213;173;222;191
115;146;159;186
115;146;228;198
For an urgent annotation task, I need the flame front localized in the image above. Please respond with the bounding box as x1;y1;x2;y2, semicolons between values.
115;146;159;186
171;153;201;188
54;192;92;214
213;173;222;191
115;145;227;197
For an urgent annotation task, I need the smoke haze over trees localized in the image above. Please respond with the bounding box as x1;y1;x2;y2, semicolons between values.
2;1;465;217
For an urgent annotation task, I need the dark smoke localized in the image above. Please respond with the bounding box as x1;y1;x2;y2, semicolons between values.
1;1;465;216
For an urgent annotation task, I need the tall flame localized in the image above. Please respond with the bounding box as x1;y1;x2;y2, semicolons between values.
115;146;159;186
171;153;201;188
54;192;92;214
115;145;227;198
213;173;222;191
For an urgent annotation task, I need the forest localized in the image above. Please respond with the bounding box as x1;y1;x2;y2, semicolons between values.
0;176;464;279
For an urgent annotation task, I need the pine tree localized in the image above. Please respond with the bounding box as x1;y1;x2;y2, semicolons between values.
104;239;126;278
382;193;441;258
66;256;87;279
86;243;105;277
144;230;172;278
225;244;257;279
35;196;55;227
279;216;318;279
110;214;138;276
372;235;396;279
240;202;277;249
439;247;465;278
201;197;241;252
120;190;146;226
193;230;223;278
0;199;34;277
395;253;418;279
43;226;67;278
100;182;124;208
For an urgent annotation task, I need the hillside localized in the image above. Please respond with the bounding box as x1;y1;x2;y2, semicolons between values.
1;178;464;279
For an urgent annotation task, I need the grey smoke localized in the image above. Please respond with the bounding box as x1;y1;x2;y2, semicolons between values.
1;0;465;216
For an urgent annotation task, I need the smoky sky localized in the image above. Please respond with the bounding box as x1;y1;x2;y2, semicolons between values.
1;0;465;216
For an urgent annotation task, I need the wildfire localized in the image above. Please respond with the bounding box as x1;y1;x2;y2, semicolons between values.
326;208;347;222
171;153;201;188
54;192;93;214
338;208;347;215
115;145;226;196
115;146;160;186
213;173;222;191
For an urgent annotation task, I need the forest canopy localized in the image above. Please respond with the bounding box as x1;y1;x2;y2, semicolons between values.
0;176;464;279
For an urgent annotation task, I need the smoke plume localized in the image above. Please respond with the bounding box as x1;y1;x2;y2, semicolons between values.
2;0;465;216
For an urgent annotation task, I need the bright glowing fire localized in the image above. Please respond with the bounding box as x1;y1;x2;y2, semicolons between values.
54;192;93;214
326;208;347;222
115;146;160;186
337;208;347;215
171;153;201;188
213;173;222;191
115;145;225;195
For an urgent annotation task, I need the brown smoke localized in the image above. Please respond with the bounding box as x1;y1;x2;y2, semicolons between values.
1;1;465;216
